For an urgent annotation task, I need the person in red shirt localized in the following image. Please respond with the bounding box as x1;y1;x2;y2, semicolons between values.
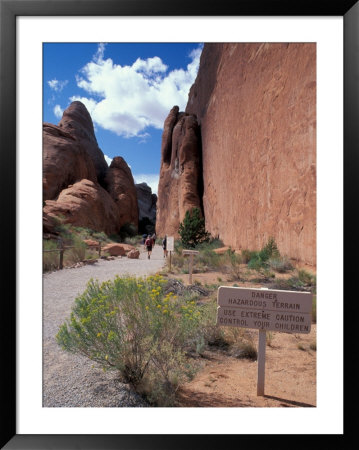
144;235;153;259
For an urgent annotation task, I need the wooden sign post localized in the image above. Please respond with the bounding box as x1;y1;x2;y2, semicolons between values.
182;249;199;284
167;236;174;272
216;286;312;396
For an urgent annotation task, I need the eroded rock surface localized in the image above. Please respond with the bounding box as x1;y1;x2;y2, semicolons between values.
104;157;139;232
185;43;316;265
58;101;108;185
43;101;140;237
156;107;203;238
44;179;121;236
43;123;97;201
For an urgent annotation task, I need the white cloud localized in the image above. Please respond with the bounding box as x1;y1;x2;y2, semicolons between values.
53;104;64;119
104;154;112;166
48;79;68;92
133;174;159;195
67;44;202;138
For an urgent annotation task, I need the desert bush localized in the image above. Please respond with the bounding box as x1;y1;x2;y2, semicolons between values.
170;252;186;271
91;231;109;243
223;250;243;280
270;269;316;293
64;235;86;265
240;249;252;264
233;341;258;360
195;248;221;272
298;269;316;288
248;237;281;270
267;256;293;273
124;235;143;246
43;240;60;272
56;274;209;406
309;342;317;351
195;237;224;251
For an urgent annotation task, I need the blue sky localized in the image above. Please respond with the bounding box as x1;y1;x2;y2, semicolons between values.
43;43;203;194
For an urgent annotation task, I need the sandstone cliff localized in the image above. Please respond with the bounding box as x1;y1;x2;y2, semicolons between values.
156;106;203;238
43;123;97;201
43;101;139;236
58;101;108;185
104;156;139;233
157;43;316;265
44;179;122;236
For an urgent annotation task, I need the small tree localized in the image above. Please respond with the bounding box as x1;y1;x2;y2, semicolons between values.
178;207;210;248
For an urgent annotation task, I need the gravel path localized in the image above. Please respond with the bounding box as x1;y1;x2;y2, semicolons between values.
43;244;166;407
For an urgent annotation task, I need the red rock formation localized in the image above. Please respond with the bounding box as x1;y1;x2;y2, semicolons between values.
136;182;157;234
185;43;316;265
43;179;121;235
104;157;139;232
156;43;316;265
43;101;142;237
102;243;127;256
58;101;108;185
127;249;140;259
43;123;97;200
156;107;202;238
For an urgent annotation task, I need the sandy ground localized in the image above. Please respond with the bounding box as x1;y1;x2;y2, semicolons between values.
177;326;316;407
169;270;316;408
44;249;316;408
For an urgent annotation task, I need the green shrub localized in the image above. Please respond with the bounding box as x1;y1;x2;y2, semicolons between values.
248;237;281;270
119;223;137;240
64;235;86;265
240;249;252;264
56;274;208;406
91;231;109;243
124;235;143;246
267;256;293;273
178;207;210;248
298;269;316;287
248;251;264;270
43;240;60;272
196;248;221;272
224;250;243;280
259;236;280;261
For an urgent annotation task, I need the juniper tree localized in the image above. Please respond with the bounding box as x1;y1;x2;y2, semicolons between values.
178;207;210;248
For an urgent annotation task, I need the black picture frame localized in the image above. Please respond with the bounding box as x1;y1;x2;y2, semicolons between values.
1;0;357;448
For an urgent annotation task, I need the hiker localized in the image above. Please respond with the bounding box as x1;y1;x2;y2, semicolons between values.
145;235;153;259
151;233;156;246
162;235;168;258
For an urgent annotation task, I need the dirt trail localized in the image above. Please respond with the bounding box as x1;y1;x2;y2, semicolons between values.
43;244;165;407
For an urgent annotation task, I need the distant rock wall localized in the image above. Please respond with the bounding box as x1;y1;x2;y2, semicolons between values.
104;156;139;231
157;43;316;265
136;183;157;234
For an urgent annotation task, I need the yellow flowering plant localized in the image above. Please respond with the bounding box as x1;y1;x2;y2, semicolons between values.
56;275;209;405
